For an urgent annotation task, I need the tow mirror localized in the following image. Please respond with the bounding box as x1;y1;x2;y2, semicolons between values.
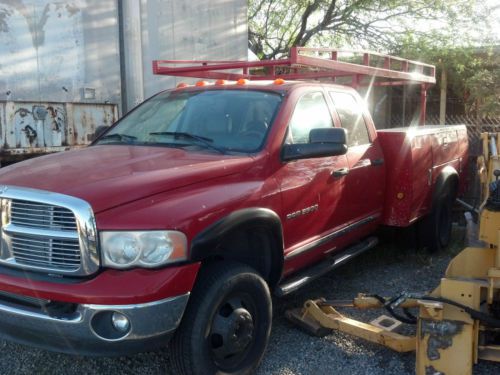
282;127;347;161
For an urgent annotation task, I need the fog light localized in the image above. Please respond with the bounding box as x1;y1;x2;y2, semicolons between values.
111;312;130;333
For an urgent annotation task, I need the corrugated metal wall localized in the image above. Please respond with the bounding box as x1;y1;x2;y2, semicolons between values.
0;0;247;160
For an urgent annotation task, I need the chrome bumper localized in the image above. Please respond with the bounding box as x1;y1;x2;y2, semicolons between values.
0;293;189;356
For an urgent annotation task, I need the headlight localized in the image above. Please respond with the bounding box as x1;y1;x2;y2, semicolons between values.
101;231;187;269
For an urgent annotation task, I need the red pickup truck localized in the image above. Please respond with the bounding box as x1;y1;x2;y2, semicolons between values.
0;80;466;374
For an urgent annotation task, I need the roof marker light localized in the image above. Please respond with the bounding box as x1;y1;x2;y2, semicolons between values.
195;80;209;87
215;79;227;86
176;82;189;88
274;78;285;85
236;78;249;85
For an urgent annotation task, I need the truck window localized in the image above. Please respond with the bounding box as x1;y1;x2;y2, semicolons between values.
329;92;370;147
287;92;333;144
95;90;282;153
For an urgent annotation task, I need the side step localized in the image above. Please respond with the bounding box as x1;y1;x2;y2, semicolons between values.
275;236;378;297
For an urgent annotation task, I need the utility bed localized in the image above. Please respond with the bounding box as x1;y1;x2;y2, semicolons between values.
378;125;468;226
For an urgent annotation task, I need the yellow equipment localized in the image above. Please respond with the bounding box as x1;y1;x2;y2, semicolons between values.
287;133;500;375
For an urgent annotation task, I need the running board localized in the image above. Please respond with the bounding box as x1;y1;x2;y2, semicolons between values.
275;237;379;297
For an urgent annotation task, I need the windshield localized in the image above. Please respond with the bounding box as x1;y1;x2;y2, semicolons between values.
95;89;283;153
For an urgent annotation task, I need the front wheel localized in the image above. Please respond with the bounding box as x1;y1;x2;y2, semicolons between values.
169;261;272;375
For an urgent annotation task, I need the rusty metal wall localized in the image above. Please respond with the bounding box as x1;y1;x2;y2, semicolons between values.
0;101;117;157
0;0;120;160
0;0;248;160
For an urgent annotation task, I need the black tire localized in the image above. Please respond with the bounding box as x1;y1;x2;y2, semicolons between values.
419;191;453;253
169;261;272;375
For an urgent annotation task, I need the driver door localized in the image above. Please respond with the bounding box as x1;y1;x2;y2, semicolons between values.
275;91;351;265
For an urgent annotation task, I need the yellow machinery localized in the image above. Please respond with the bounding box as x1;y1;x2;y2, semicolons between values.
287;133;500;374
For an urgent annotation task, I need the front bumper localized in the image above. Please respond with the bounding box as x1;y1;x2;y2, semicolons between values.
0;292;189;356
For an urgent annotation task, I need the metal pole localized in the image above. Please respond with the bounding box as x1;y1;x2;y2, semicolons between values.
419;84;427;125
119;0;145;114
117;0;127;116
439;67;447;125
402;86;406;126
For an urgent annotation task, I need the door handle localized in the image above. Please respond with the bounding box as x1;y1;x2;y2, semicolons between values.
332;167;350;177
371;158;384;166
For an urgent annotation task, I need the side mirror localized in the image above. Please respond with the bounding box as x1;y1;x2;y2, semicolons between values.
282;127;347;161
91;125;110;141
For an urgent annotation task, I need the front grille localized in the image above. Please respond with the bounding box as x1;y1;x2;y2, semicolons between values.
0;186;99;276
11;200;77;231
11;233;81;271
8;199;80;272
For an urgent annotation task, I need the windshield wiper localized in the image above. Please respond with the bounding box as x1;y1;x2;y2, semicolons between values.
149;131;225;154
98;133;137;143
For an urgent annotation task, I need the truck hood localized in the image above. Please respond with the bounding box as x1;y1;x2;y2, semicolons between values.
0;145;254;213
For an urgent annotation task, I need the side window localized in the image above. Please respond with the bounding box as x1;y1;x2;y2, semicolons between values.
329;92;370;147
287;92;333;144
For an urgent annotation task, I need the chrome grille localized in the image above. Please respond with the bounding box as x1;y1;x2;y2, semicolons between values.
11;233;81;271
11;200;78;231
0;185;99;276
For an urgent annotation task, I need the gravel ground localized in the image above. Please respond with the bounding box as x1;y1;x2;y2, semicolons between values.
0;225;499;374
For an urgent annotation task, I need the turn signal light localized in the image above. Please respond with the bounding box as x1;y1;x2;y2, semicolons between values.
236;78;249;85
274;78;285;85
215;79;227;85
195;80;209;87
176;82;189;88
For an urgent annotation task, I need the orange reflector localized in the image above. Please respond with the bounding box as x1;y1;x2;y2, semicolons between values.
176;82;188;88
195;80;209;87
236;78;249;85
215;79;227;86
274;78;285;85
397;192;404;200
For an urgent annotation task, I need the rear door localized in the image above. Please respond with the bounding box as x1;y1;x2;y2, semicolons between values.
327;90;385;229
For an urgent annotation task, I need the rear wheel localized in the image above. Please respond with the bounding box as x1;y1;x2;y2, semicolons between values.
419;189;454;253
169;261;272;375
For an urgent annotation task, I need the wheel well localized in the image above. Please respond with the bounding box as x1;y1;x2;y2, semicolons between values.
190;208;285;288
198;224;283;288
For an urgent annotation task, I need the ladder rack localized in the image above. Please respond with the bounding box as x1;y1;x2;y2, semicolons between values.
153;47;435;86
152;47;436;124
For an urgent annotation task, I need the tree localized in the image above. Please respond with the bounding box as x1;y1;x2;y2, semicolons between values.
394;35;500;117
248;0;499;117
248;0;493;60
464;49;500;118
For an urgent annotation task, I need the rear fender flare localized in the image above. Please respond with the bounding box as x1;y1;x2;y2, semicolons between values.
432;166;459;206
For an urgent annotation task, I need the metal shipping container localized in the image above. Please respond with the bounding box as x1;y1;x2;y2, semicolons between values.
0;0;247;163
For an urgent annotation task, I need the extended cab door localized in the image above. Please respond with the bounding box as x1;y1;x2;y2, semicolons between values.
327;90;385;230
275;90;352;263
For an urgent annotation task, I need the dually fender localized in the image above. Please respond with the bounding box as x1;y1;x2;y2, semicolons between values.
432;165;459;205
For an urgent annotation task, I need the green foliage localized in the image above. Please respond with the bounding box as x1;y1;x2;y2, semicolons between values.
248;0;499;117
394;35;500;117
466;61;500;117
248;0;493;59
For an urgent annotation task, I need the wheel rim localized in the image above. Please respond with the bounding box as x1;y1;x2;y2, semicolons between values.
208;293;257;370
